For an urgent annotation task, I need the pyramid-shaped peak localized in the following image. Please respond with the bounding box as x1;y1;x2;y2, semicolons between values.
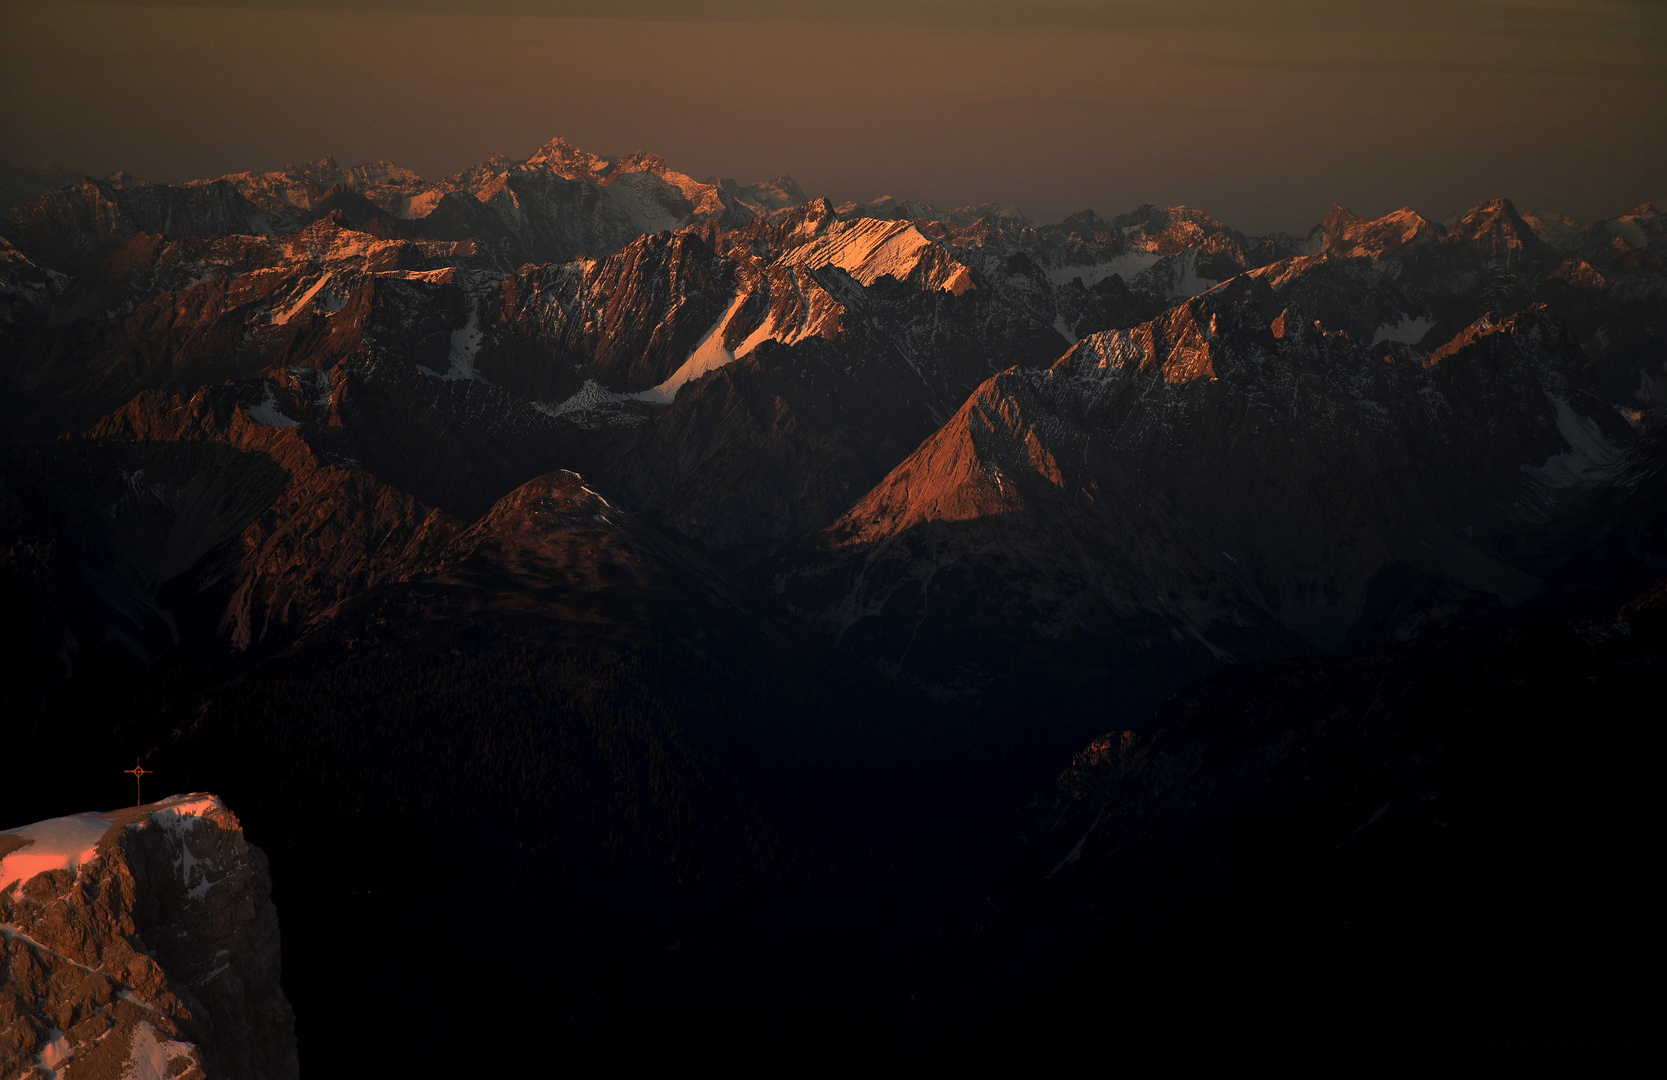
1321;204;1362;230
1451;196;1532;234
758;175;807;202
615;151;668;173
526;136;611;176
961;202;1025;220
726;175;808;211
530;135;583;156
1369;206;1442;237
289;156;343;183
1309;204;1443;259
1446;197;1551;260
1115;203;1231;234
1060;208;1107;227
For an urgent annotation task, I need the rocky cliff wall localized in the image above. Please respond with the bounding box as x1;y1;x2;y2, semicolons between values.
0;793;296;1080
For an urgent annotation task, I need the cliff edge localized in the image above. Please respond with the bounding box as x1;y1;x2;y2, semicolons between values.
1;793;297;1080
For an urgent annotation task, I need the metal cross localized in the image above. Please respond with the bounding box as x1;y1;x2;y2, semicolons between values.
125;759;152;807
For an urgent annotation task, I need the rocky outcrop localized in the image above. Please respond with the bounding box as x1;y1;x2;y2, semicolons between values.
1310;203;1444;260
2;179;264;276
0;793;296;1079
0;384;465;732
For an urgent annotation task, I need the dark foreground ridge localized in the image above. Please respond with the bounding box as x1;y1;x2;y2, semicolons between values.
902;591;1662;1053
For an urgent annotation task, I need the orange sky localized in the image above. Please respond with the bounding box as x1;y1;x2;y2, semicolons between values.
2;0;1663;233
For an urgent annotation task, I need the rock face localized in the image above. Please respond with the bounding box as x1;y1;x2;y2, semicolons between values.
0;794;297;1080
778;257;1664;712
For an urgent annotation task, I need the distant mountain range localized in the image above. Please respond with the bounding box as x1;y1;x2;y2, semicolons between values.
2;136;1659;1065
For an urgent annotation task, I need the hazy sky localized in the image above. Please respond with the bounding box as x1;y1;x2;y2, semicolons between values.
2;0;1663;233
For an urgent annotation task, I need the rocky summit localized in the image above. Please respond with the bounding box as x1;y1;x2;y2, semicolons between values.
0;794;296;1080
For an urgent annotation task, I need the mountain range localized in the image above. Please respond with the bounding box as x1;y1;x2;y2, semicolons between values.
2;135;1659;1065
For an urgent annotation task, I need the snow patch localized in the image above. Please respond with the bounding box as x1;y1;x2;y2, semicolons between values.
537;380;665;426
0;794;224;893
408;188;447;218
37;1027;70;1080
642;290;749;402
150;794;219;830
1371;316;1434;345
602;170;688;235
245;385;298;428
114;989;166;1017
734;308;785;358
1607;217;1649;251
1524;395;1626;491
445;308;483;381
271;271;333;326
0;813;114;893
1144;250;1219;299
388;267;458;284
1044;250;1162;288
120;1021;195;1080
291;366;333;406
176;841;199;879
540;380;630;418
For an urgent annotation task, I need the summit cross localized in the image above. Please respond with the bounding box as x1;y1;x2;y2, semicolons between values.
124;759;152;807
